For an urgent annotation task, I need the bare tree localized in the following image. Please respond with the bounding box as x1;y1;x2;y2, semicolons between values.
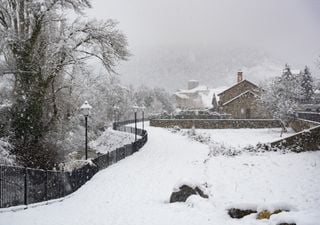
0;0;129;168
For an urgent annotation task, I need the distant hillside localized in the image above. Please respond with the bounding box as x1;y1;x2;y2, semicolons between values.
117;45;282;91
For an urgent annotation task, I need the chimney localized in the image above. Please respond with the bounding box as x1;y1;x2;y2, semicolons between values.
237;71;243;83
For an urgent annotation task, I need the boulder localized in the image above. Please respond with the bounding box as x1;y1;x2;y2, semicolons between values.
257;209;288;220
228;208;257;219
277;223;296;225
169;185;208;203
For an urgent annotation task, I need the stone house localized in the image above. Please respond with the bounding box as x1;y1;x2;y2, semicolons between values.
218;71;268;119
174;80;210;109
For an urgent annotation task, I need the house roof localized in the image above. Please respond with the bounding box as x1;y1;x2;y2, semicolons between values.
177;85;209;94
291;69;302;75
222;90;259;106
217;79;258;96
174;93;189;99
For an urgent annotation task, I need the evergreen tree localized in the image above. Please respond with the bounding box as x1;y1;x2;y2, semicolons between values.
211;93;218;111
301;66;314;103
282;63;293;80
260;64;304;124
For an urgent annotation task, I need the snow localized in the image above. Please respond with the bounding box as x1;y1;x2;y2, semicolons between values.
291;69;302;75
200;87;227;108
174;93;189;99
0;138;14;165
192;128;295;148
177;85;209;94
0;123;319;225
89;128;136;154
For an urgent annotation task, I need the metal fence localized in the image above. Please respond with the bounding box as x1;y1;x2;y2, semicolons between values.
0;121;148;208
296;111;320;123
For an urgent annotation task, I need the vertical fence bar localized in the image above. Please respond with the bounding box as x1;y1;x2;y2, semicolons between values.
0;165;2;208
24;167;28;206
44;170;48;201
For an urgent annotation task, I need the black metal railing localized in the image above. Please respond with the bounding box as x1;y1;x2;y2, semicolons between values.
0;120;148;208
296;111;320;123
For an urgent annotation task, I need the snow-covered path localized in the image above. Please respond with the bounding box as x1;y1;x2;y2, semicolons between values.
1;124;320;225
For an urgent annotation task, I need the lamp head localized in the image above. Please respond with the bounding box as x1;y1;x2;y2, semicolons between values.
80;101;92;116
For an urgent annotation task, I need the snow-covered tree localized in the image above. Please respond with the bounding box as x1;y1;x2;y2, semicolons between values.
300;66;314;103
0;0;129;168
260;64;304;124
0;137;15;165
211;93;218;111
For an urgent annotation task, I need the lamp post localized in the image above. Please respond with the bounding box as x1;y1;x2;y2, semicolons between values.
132;105;139;141
80;101;92;160
141;105;146;130
113;105;120;129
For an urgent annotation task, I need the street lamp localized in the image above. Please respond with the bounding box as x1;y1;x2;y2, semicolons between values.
80;101;92;160
141;105;146;130
113;105;120;130
132;105;139;141
113;105;120;123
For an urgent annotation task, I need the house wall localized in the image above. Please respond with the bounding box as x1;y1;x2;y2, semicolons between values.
219;81;258;104
221;93;268;119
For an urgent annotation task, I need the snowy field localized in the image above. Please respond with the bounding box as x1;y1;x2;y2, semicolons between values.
189;128;295;148
0;123;319;225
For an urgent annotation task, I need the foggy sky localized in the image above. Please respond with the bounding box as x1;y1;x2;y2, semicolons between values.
86;0;319;64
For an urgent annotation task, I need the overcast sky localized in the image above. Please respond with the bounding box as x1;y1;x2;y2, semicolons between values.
85;0;320;76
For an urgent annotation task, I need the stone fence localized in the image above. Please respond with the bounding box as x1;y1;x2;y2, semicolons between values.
289;118;320;132
270;125;320;152
150;119;283;129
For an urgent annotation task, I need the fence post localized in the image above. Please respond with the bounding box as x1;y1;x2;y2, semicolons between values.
24;167;28;206
45;170;48;202
62;167;65;197
0;165;2;208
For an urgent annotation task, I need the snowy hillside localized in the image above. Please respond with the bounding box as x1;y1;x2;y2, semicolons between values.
1;123;319;225
89;128;136;154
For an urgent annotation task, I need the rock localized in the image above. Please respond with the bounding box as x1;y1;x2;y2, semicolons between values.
256;210;272;219
169;185;208;203
257;209;289;220
228;208;257;219
194;186;209;198
277;223;296;225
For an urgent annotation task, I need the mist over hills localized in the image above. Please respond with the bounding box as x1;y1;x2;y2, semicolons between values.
117;45;283;91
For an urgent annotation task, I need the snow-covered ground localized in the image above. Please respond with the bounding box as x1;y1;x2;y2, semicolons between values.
1;123;319;225
89;128;136;154
190;128;295;148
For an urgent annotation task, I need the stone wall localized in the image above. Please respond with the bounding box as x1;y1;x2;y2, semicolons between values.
150;119;283;129
270;125;320;152
289;118;320;132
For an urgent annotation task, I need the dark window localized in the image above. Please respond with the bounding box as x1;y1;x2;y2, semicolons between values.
246;108;251;119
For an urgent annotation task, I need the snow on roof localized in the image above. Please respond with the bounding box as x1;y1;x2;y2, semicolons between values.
222;90;259;106
217;79;258;96
291;69;301;75
177;85;208;94
200;87;227;108
174;93;189;99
